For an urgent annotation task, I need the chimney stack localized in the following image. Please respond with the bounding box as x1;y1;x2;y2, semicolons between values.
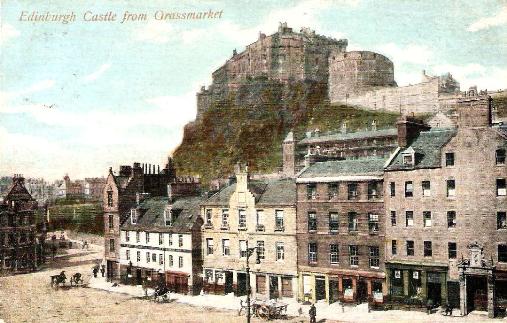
396;116;430;148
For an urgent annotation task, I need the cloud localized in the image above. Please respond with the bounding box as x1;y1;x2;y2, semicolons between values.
133;20;174;43
0;21;20;45
376;43;433;65
0;79;55;109
82;64;111;82
430;63;507;90
468;6;507;32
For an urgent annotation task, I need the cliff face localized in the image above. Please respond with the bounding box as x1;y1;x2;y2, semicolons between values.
172;77;400;184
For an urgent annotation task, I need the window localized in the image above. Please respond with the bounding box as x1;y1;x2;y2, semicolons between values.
205;209;212;225
348;212;358;232
136;251;141;262
328;183;338;199
392;240;397;255
164;210;171;226
499;245;507;262
136;231;140;243
496;149;506;165
347;183;358;200
107;191;113;207
169;255;173;266
307;184;317;200
406;241;414;256
447;180;456;197
390;182;396;197
238;209;247;229
206;238;214;255
368;182;379;199
422;181;431;197
403;154;413;165
152;253;157;262
498;212;507;229
391;211;397;226
329;244;339;264
125;231;130;242
445;152;455;166
159;254;164;265
126;249;130;260
221;209;229;228
497;178;506;196
257;241;265;259
424;241;432;257
329;213;339;233
131;209;138;224
222;239;230;256
349;245;358;266
109;239;115;252
447;211;457;228
179;256;183;268
145;232;150;244
308;212;317;231
146;252;150;263
276;242;284;261
404;181;413;197
275;210;284;231
448;242;457;259
368;214;379;233
108;214;114;229
406;211;414;226
369;246;380;268
178;234;183;247
168;233;173;246
256;210;265;231
308;243;317;263
239;240;247;258
158;233;163;245
423;211;432;227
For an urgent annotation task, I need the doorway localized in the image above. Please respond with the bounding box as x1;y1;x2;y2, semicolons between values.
136;268;142;285
237;272;248;296
466;275;487;312
316;277;326;301
225;271;234;294
329;280;340;303
269;276;279;299
427;272;442;306
357;279;368;303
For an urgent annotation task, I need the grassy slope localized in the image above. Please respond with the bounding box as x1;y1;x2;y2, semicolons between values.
48;201;104;235
172;78;401;184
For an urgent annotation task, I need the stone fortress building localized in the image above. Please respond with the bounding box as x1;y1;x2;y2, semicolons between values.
194;22;488;120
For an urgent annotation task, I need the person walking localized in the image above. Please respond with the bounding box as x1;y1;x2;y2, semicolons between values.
309;303;316;323
92;266;98;278
100;265;105;277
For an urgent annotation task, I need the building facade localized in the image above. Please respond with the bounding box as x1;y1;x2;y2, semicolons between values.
0;175;46;274
201;164;298;300
384;97;507;317
296;158;387;304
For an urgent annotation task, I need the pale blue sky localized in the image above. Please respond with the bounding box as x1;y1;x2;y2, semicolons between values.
1;0;506;180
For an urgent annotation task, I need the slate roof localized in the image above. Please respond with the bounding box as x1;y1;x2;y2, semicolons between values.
4;180;34;202
385;128;457;171
203;178;296;207
298;128;397;145
113;175;130;189
121;195;203;233
298;157;387;178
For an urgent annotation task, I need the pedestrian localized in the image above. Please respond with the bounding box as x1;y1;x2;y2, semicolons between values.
142;277;148;297
100;265;105;277
92;266;98;278
309;303;316;323
426;298;433;315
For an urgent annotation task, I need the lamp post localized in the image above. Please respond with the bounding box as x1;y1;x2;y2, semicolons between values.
246;240;261;323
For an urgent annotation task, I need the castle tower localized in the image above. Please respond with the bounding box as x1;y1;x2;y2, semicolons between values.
282;131;295;177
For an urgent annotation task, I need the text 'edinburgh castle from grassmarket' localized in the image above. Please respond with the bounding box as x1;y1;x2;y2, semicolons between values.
101;22;507;319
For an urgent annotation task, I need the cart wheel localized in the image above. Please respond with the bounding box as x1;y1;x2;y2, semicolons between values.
258;305;270;320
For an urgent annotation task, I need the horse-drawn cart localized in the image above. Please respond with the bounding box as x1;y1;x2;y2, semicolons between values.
50;271;87;289
252;299;288;320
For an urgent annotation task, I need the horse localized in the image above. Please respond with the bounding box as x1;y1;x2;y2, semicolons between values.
50;271;67;288
70;273;83;286
152;285;170;302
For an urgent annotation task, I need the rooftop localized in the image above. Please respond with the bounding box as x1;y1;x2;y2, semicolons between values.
298;157;387;179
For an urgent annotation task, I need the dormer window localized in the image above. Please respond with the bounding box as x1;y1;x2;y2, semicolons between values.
130;209;138;224
164;210;172;226
402;147;415;167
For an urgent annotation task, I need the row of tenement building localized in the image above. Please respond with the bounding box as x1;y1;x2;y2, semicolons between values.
103;96;506;317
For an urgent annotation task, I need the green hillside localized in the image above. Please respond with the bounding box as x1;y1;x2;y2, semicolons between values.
173;77;401;184
48;201;104;235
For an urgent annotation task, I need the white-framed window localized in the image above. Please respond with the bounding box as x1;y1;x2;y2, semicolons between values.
178;234;183;247
158;233;163;245
239;240;247;258
205;209;212;225
369;246;380;268
136;231;140;243
221;209;229;228
152;253;156;262
136;251;141;262
131;209;138;224
256;210;265;231
125;231;130;242
206;238;214;255
159;254;164;265
169;255;173;266
145;232;150;244
308;242;317;263
275;210;284;231
178;256;183;268
222;239;230;256
349;245;358;266
405;181;413;197
146;252;150;263
257;241;265;259
164;210;172;226
239;209;247;229
276;242;284;261
329;244;339;264
368;213;379;233
126;249;130;260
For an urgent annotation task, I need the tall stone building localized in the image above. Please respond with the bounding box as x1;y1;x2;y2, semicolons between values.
0;175;46;274
296;158;386;304
201;164;298;299
383;96;507;318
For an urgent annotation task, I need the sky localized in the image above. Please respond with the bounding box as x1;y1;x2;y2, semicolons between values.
1;0;506;181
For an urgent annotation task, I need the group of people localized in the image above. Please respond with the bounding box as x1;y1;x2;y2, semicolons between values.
92;264;105;278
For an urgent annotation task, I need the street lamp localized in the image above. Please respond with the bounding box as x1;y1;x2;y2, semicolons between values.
245;240;261;323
